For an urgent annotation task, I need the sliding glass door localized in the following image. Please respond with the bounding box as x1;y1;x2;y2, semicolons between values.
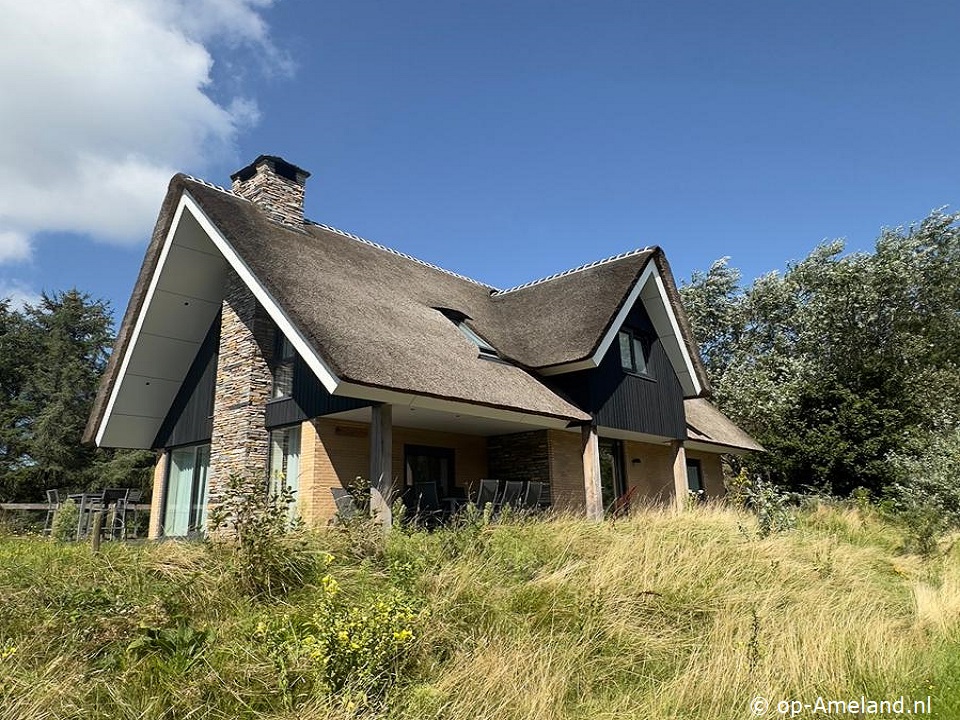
163;444;210;537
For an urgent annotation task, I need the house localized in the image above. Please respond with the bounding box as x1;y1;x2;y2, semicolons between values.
83;155;763;538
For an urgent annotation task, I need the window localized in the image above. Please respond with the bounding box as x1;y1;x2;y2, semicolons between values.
618;328;650;375
163;444;210;536
436;307;499;358
269;425;301;513
273;334;295;398
685;458;704;496
404;445;455;497
457;321;498;357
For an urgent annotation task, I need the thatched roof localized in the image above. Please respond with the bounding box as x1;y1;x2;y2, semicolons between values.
684;398;765;453
84;172;719;444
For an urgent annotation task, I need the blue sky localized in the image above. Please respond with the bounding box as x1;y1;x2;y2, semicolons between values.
2;1;959;323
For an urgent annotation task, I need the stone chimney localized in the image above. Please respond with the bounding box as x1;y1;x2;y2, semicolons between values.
230;155;311;230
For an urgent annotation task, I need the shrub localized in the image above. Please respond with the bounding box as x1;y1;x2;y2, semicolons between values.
207;472;318;597
252;559;421;708
49;498;79;543
887;427;960;556
727;469;796;537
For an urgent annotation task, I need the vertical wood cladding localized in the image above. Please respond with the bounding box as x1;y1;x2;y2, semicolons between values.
153;315;220;448
264;358;373;428
547;302;686;439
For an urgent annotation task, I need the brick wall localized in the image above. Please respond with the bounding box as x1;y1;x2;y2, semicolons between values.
208;271;275;505
298;417;490;525
546;429;585;511
622;440;690;506
685;449;726;498
148;451;168;539
487;430;550;487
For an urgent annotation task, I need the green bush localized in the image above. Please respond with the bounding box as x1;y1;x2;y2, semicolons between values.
727;468;796;537
887;427;960;556
207;472;318;597
49;498;79;543
251;558;421;709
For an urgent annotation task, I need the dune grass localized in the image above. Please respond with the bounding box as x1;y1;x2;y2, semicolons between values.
0;503;957;719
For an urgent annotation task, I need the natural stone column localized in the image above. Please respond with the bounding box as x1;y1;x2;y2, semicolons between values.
208;271;275;505
581;423;603;521
369;404;393;529
671;440;688;511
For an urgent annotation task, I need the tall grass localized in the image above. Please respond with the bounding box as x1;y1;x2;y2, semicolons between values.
0;503;957;719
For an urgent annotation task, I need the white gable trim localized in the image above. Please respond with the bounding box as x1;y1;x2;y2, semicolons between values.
181;191;340;394
95;199;189;447
95;191;340;447
537;263;702;397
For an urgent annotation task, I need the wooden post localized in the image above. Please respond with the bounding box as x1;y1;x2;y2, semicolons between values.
582;423;603;521
369;403;393;530
671;440;688;511
90;509;104;552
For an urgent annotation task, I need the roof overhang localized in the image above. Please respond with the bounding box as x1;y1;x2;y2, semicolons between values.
93;190;341;449
537;261;704;397
333;380;576;429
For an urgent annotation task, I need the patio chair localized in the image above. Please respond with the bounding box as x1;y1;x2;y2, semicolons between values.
411;482;445;526
498;480;525;511
475;479;500;511
330;487;360;521
520;481;543;511
42;489;61;535
100;488;130;539
607;485;638;519
116;489;143;539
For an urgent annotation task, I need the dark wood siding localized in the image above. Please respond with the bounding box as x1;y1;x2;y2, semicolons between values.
546;303;686;439
153;315;220;449
264;357;373;428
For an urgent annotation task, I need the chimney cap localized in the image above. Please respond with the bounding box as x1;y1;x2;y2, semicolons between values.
230;155;311;184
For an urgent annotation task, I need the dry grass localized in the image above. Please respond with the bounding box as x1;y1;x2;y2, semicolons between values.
0;504;957;719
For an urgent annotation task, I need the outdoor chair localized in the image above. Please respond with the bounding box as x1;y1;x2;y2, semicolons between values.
43;489;61;535
330;487;360;521
607;485;638;519
119;489;144;538
475;479;500;511
497;481;525;514
520;481;543;511
100;488;130;539
410;482;445;527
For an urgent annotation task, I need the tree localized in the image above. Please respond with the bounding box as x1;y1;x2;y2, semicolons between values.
0;290;154;500
681;211;960;497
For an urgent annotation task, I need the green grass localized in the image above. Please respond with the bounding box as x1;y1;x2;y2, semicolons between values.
0;503;957;719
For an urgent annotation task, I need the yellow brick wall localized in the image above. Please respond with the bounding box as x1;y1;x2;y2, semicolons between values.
622;440;676;505
148;451;167;540
546;429;586;511
685;449;726;499
298;418;489;526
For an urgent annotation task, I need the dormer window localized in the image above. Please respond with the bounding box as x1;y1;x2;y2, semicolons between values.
457;322;498;357
618;328;650;376
273;334;295;398
436;307;499;359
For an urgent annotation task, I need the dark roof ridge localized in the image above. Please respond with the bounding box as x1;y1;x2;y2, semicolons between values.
493;246;655;295
305;220;498;290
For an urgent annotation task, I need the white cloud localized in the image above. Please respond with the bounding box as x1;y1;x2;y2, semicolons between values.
0;232;31;264
0;0;284;263
0;280;40;311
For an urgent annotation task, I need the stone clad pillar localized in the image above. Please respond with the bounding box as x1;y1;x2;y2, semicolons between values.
208;271;275;504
